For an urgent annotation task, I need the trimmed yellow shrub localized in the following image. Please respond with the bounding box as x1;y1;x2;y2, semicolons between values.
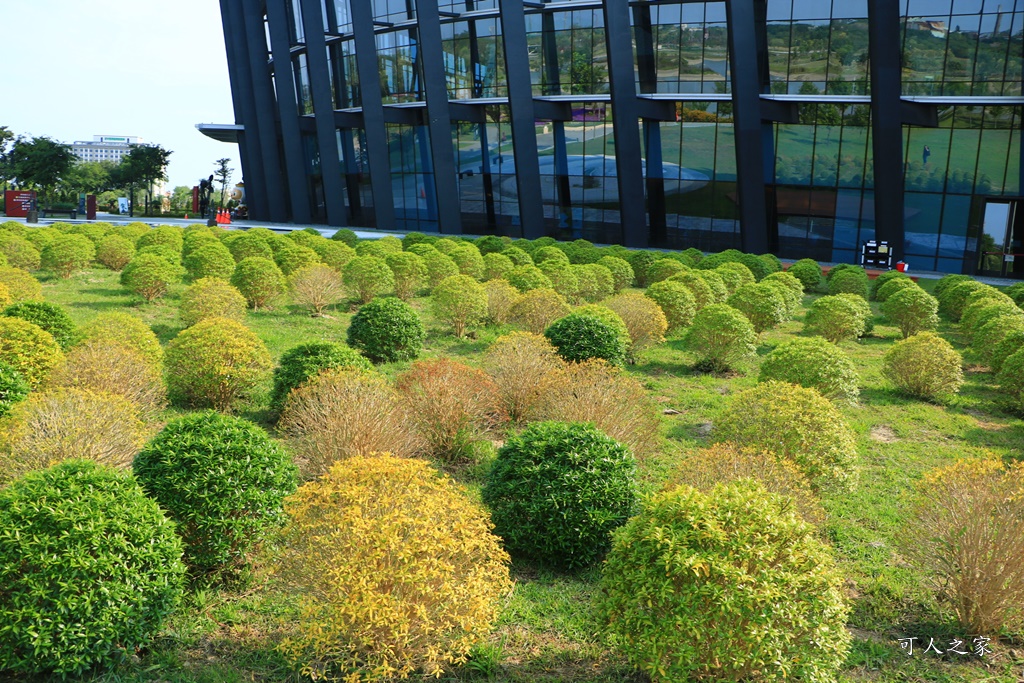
715;381;858;492
0;317;63;388
231;256;287;310
0;389;146;483
903;458;1024;634
47;339;167;419
0;267;43;303
120;253;185;302
179;277;248;327
78;312;163;368
165;317;272;411
483;332;566;424
604;291;668;356
883;332;964;402
289;264;345;316
278;368;421;479
572;263;615;302
484;278;521;324
95;234;135;271
0;232;41;270
41;234;96;278
508;287;571;334
272;455;512;682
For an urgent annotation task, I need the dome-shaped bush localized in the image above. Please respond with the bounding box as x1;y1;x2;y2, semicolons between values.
963;301;1024;347
227;231;274;262
0;361;29;418
882;331;963;402
448;244;485;280
353;239;392;259
996;347;1024;415
473;234;508;255
871;270;910;300
275;244;321;276
646;279;697;332
1006;282;1024;308
311;240;356;272
508;287;570;334
715;381;858;492
0;266;42;303
544;312;628;366
482;331;565;424
684;303;757;373
179;277;247;327
184;242;235;280
647;258;686;283
804;294;868;343
500;246;533;266
134;412;297;580
939;279;989;321
272;455;511;682
120;253;185;302
136;226;183;254
762;270;804;305
484;278;521;324
881;286;939;338
23;226;60;252
572;263;615;302
933;273;973;300
533;245;571;267
667;270;716;310
874;275;918;303
40;233;95;278
0;460;185;677
714;261;756;294
507;263;553;292
95;233;135;271
48;339;166;420
270;341;373;415
482;421;637;569
181;229;220;257
597;255;634;292
760;337;860;402
342;255;394;303
431;274;488;338
604;292;668;355
165;317;272;411
957;287;1011;326
381;252;426;298
786;258;823;292
330;227;358;246
78;312;162;367
2;301;76;349
0;232;41;270
827;268;869;299
136;244;180;264
976;315;1024;369
347;296;425;363
231;256;286;310
597;480;850;683
420;250;458;289
627;251;658;287
538;260;579;300
726;281;789;334
0;317;62;388
482;252;514;281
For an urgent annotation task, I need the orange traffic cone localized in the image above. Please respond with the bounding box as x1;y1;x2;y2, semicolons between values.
223;208;231;225
184;213;189;220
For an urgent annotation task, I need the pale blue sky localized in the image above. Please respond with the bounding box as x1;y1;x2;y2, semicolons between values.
1;0;240;192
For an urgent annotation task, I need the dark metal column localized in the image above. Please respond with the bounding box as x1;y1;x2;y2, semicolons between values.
726;0;770;254
414;0;463;234
633;3;666;246
603;0;647;247
220;0;269;220
542;11;573;231
868;0;906;260
498;0;545;238
349;0;395;230
265;0;312;223
299;0;349;226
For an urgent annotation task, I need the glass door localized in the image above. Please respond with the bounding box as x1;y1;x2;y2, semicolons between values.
978;200;1024;279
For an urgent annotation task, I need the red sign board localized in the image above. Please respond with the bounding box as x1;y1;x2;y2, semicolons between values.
4;191;36;217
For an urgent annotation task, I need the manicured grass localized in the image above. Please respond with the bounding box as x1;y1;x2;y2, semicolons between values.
17;264;1024;682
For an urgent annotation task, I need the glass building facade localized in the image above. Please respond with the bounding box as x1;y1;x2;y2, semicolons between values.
212;0;1024;276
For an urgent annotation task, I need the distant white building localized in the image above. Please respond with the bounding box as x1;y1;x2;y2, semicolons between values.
71;135;143;164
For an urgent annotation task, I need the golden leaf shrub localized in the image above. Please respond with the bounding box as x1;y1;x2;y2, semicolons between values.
277;368;421;479
47;339;167;419
484;278;521;325
0;317;63;389
482;332;566;424
603;291;668;356
289;263;345;316
271;455;512;682
507;287;570;334
78;312;163;367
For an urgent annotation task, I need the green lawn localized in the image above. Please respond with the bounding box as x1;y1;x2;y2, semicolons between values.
8;264;1023;683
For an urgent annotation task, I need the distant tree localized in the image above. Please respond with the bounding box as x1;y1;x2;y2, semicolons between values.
170;186;193;211
214;159;233;208
2;136;75;206
112;144;172;217
59;161;115;201
0;126;14;190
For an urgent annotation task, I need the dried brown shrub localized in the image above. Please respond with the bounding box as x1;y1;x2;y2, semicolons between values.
482;332;566;424
395;358;505;464
484;278;521;325
604;292;669;357
508;287;570;334
289;263;345;316
539;359;662;462
0;388;147;483
666;442;825;526
48;339;167;420
278;368;421;479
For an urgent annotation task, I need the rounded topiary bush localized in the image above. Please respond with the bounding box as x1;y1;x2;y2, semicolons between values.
0;317;63;388
874;275;918;303
184;242;236;281
482;251;514;282
78;312;162;367
0;232;41;271
165;317;272;411
961;300;1024;345
272;455;512;682
343;255;394;303
270;341;373;415
882;331;963;402
311;240;356;272
976;315;1024;369
41;234;96;278
0;460;185;677
231;256;286;310
804;294;868;343
827;268;869;299
227;231;274;262
647;258;686;283
508;287;571;334
604;292;668;355
871;270;911;300
597;480;850;683
431;274;488;338
507;263;553;292
538;260;579;300
598;255;634;292
120;253;185;302
715;381;858;492
275;244;321;277
330;227;358;246
684;303;757;373
667;270;716;310
136;226;183;254
2;301;76;350
726;281;789;334
646;280;697;332
714;261;755;294
544;312;628;366
0;361;29;418
996;347;1024;415
933;273;973;300
761;270;804;307
47;339;166;420
95;234;135;271
482;421;637;569
759;337;859;403
136;244;180;264
448;244;485;280
533;245;571;267
787;258;823;292
347;296;425;364
179;277;248;327
939;279;989;321
133;412;297;580
881;286;939;339
0;266;42;303
1006;282;1024;308
571;263;615;302
501;245;533;266
421;250;459;289
385;251;427;299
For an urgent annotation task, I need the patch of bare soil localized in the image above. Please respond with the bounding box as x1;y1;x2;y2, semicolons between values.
869;425;898;443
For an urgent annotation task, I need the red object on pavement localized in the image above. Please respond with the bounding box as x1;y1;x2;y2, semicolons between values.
895;261;908;273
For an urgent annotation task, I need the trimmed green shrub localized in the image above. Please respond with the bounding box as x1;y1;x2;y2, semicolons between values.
106;222;150;243
472;234;507;254
996;347;1024;415
347;296;425;364
41;234;95;278
0;460;185;677
693;269;729;303
78;312;162;368
698;249;770;281
95;234;135;271
824;263;859;281
883;332;963;402
761;270;804;303
628;250;659;287
538;260;580;300
827;268;869;299
714;261;755;293
939;279;990;321
482;251;514;281
183;242;236;280
0;267;41;303
0;232;41;270
385;251;427;300
976;315;1024;369
572;263;615;302
330;227;358;246
482;421;637;569
875;276;918;303
0;317;63;388
871;269;910;300
22;226;60;252
179;277;247;327
342;255;394;303
136;226;183;254
120;253;184;302
597;255;634;292
354;240;391;259
804;295;868;343
231;256;286;310
448;244;485;280
400;231;434;250
228;232;274;262
758;252;783;274
715;381;858;492
881;286;939;338
533;245;571;267
0;361;30;418
787;258;823;292
760;337;859;402
574;304;632;352
421;250;460;289
270;342;373;415
432;237;460;254
668;270;715;311
181;230;221;259
431;274;488;338
933;273;973;300
726;282;789;334
275;244;320;276
646;280;697;332
136;244;181;264
963;301;1024;346
836;292;874;335
133;412;297;580
684;303;757;373
544;312;627;366
1006;282;1024;308
311;240;356;272
2;301;76;350
501;246;533;266
992;330;1024;374
647;258;686;283
507;263;553;292
597;480;850;683
165;317;272;411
